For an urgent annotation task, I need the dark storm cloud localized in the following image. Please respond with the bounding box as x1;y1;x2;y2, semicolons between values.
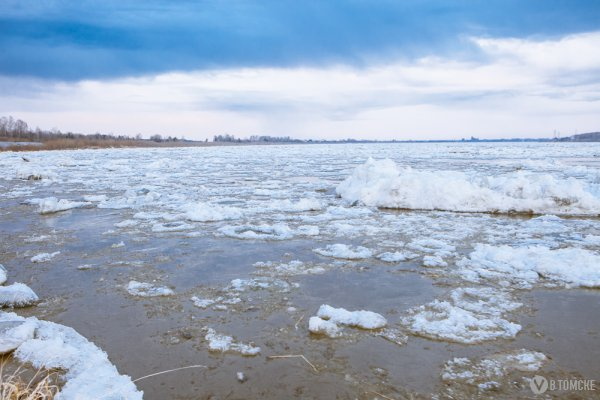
1;0;599;80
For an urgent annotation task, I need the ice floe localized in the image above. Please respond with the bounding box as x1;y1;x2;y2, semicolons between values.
219;223;294;240
422;255;447;267
267;198;323;212
31;251;60;263
377;251;418;262
28;197;88;214
337;158;600;215
401;288;521;344
204;328;260;356
458;244;600;288
309;305;387;338
313;244;372;259
182;201;243;222
442;349;546;392
126;281;174;297
229;277;292;292
253;260;326;276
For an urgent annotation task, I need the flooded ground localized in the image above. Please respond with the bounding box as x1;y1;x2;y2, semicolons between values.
1;142;599;399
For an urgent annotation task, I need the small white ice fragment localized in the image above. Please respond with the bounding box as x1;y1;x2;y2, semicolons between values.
205;328;260;356
317;305;387;329
308;316;341;338
31;252;60;263
126;281;174;297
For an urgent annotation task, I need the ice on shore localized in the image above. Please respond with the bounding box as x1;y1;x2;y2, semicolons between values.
336;158;600;215
31;251;60;263
313;244;372;259
0;264;6;285
182;202;243;222
458;244;600;288
0;319;36;354
126;281;174;297
402;288;521;344
205;328;260;356
5;312;143;399
29;197;88;214
0;283;39;307
309;304;386;337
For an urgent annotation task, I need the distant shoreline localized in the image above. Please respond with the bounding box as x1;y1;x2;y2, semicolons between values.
1;136;594;153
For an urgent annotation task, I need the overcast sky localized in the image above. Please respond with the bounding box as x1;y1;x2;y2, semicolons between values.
1;0;600;140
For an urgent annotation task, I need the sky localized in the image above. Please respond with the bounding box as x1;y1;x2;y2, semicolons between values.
1;0;600;140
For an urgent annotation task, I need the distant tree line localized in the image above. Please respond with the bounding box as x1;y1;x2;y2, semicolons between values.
213;134;303;143
0;116;183;143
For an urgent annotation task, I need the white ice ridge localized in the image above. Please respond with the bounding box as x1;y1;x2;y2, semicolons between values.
204;328;260;356
126;281;174;297
0;312;143;399
336;158;600;215
313;244;372;259
309;305;387;338
458;244;600;288
401;287;522;344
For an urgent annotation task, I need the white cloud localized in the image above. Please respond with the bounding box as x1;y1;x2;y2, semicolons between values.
1;31;599;140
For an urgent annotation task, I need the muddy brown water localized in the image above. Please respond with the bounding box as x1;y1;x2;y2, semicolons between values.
1;188;599;399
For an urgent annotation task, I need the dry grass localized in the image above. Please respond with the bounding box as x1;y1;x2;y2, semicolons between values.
0;137;297;152
1;138;164;152
0;358;59;400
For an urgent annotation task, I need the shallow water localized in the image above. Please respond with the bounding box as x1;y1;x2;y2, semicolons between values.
1;143;599;399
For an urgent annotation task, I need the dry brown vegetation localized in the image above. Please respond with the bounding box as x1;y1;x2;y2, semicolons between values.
0;358;59;400
0;138;213;152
